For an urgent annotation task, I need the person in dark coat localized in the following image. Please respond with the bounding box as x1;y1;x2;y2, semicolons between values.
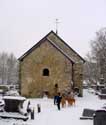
56;92;62;110
53;84;59;105
54;95;58;105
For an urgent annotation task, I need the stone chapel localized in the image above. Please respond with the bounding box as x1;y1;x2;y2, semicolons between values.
18;31;85;97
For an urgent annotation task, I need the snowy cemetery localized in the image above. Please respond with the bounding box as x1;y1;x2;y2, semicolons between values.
1;31;106;125
0;87;106;125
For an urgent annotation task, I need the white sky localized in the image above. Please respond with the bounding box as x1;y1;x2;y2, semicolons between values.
0;0;106;58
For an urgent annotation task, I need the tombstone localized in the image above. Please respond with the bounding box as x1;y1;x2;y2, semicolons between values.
3;96;26;112
101;88;106;94
98;88;106;99
0;100;4;112
93;110;106;125
27;100;31;113
31;108;34;120
37;104;41;113
0;96;28;121
80;108;95;120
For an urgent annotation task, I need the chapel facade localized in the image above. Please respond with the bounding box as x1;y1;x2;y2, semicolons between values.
18;31;85;97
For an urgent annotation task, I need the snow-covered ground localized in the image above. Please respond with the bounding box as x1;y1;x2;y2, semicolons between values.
0;89;106;125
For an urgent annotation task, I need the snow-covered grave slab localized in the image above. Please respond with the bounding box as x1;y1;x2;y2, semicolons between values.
3;96;26;101
0;95;29;121
80;108;95;120
12;123;31;125
0;112;28;121
3;96;26;112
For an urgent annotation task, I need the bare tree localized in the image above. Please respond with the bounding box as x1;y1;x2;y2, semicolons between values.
0;52;19;85
84;52;100;86
7;53;19;84
90;28;106;82
0;52;8;84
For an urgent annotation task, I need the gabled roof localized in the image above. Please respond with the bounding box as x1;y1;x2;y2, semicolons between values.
46;38;74;64
18;31;52;61
18;30;85;63
47;31;85;63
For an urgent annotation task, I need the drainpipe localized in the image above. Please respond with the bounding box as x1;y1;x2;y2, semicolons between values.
72;63;74;89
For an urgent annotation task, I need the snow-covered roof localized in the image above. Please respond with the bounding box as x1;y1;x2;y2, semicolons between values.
3;96;26;101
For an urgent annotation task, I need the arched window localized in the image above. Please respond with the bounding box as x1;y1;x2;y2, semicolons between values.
55;84;58;88
43;68;49;76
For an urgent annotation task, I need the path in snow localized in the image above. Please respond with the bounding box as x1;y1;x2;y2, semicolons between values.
0;89;106;125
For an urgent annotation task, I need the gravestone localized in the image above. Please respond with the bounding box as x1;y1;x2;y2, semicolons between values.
93;110;106;125
37;104;41;113
0;96;28;121
80;108;95;120
98;88;106;99
101;88;106;94
3;96;26;112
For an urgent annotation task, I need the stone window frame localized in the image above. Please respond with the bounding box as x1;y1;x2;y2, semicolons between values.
43;68;49;76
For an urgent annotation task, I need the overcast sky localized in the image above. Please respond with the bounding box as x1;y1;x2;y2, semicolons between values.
0;0;106;58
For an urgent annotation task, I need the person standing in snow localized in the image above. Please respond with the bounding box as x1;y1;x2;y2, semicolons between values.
54;95;58;105
56;92;62;110
53;83;59;105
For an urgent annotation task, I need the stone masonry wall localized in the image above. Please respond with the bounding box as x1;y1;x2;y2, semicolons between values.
47;33;84;96
73;63;83;96
20;40;73;97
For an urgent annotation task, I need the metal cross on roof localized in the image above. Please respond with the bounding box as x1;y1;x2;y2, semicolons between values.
55;19;60;35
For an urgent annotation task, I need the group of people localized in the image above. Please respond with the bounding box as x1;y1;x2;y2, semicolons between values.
54;91;75;110
26;91;75;112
